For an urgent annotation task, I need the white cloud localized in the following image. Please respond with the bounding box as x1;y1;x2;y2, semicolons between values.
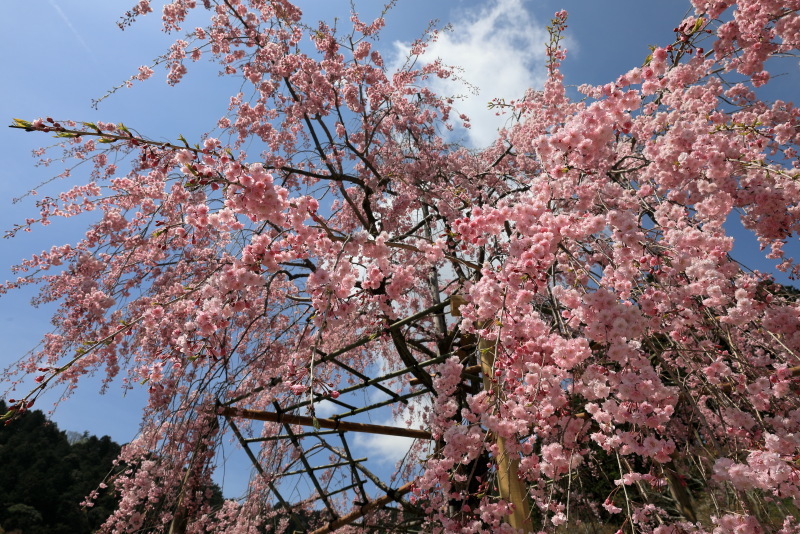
353;398;432;464
312;399;338;418
355;428;417;464
392;0;549;148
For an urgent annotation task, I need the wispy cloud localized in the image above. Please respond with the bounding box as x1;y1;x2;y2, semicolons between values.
312;399;338;418
353;397;432;465
392;0;550;148
354;426;417;464
48;0;97;63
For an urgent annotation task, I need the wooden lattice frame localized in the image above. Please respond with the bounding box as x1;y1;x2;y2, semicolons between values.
211;292;536;533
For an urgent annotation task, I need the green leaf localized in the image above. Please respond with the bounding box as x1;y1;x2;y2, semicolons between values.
55;131;79;138
312;417;321;430
12;118;32;128
97;137;117;144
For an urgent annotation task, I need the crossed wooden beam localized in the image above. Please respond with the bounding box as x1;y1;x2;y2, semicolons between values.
217;406;432;440
218;295;537;533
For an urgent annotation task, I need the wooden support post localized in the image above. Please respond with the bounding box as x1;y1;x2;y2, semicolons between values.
218;407;433;440
452;296;533;531
479;327;533;533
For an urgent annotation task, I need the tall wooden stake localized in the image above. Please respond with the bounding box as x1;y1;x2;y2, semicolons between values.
452;296;533;532
479;327;533;532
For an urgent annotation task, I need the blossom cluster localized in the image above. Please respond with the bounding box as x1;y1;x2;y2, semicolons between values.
4;1;800;532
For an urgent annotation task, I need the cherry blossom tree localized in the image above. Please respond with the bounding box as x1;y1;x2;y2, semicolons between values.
4;0;800;532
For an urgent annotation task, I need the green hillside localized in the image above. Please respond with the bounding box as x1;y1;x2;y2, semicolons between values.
0;401;120;534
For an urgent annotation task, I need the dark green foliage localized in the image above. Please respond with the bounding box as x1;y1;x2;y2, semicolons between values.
0;401;121;533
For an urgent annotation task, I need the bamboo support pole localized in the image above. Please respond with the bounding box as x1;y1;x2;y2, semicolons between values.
325;481;362;498
451;297;533;531
244;429;339;443
330;389;427;419
220;412;307;529
321;440;419;516
337;431;371;504
282;353;449;414
478;329;533;532
219;407;433;440
309;481;415;534
220;301;451;408
278;458;368;478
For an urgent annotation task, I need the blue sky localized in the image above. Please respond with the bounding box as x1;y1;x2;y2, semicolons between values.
1;0;797;498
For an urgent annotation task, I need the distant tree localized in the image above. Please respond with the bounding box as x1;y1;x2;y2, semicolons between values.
4;0;800;532
0;401;120;533
2;504;44;534
0;401;224;533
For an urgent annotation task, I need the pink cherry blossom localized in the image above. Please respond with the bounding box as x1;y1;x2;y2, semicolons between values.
4;1;800;532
